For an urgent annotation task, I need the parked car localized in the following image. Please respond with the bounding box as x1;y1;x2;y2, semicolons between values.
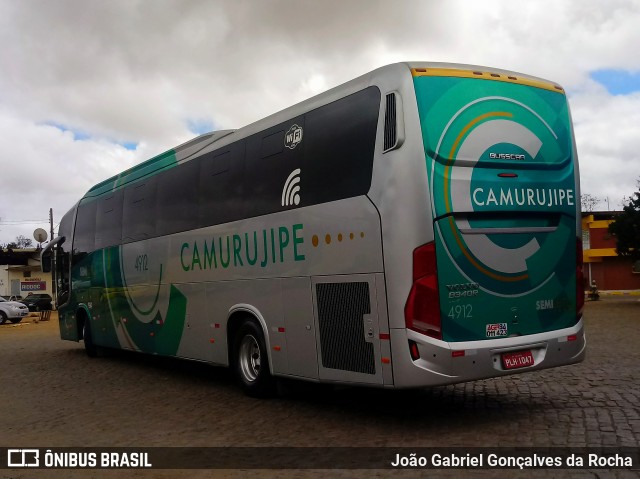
0;296;30;324
1;295;23;301
20;293;53;312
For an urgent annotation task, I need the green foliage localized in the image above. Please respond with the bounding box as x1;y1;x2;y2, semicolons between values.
608;180;640;262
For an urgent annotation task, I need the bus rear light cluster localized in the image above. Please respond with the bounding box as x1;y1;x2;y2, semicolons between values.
404;242;442;340
576;238;584;321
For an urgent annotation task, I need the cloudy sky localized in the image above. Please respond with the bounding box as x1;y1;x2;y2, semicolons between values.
1;0;639;245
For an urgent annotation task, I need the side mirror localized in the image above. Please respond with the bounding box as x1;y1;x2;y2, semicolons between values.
40;236;64;273
42;252;52;273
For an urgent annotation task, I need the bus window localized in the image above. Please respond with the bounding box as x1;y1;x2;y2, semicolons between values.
95;191;123;249
123;177;158;242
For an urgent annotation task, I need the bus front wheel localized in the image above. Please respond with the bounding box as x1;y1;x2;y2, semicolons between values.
233;319;275;397
83;319;98;357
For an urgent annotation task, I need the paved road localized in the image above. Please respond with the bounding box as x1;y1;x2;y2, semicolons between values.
1;298;638;478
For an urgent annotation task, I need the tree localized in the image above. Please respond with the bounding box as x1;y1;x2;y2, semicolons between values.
1;236;33;249
14;235;33;248
608;180;640;263
581;193;601;213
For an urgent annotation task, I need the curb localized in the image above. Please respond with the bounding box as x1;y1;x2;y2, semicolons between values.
589;290;640;297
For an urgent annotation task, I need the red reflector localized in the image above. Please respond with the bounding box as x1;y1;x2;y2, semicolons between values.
498;173;518;178
381;357;391;364
273;346;281;351
451;350;465;358
409;341;420;360
567;334;578;342
209;338;215;343
278;327;285;333
379;333;390;340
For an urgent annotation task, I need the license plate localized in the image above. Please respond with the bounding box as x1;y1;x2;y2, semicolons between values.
501;350;534;370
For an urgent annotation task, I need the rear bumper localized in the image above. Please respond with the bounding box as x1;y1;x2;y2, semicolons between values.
390;319;586;388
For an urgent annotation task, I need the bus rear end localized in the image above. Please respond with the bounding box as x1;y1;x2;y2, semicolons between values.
399;66;585;386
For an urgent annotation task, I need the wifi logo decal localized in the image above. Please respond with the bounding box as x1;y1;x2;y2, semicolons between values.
281;168;301;207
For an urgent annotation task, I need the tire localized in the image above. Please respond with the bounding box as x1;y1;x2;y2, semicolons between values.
83;319;98;357
0;312;7;325
233;319;275;397
9;317;23;324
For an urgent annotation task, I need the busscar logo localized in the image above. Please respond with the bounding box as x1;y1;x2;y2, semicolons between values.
281;168;301;207
284;124;303;149
8;449;40;467
489;152;525;161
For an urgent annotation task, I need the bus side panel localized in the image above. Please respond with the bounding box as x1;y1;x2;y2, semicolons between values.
58;307;80;342
173;282;209;361
281;276;319;379
366;64;435;333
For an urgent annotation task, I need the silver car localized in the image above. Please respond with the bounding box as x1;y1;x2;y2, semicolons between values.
0;297;30;324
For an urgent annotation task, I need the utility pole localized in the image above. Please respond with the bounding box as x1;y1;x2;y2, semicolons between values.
49;208;54;243
49;208;56;304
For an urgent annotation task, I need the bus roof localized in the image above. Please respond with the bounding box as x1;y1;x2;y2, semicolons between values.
80;62;564;200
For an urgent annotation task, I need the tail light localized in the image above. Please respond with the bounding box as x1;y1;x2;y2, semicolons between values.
576;238;584;320
404;242;442;339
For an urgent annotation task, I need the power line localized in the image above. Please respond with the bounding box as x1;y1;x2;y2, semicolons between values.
0;219;49;225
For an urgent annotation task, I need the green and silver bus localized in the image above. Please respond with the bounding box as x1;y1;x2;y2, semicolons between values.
43;62;585;396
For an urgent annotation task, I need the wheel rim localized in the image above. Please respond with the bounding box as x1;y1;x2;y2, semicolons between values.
239;334;261;382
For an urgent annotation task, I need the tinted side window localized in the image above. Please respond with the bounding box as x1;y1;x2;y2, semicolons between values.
122;177;157;242
73;200;97;255
198;141;245;228
59;208;74;242
156;161;199;236
95;190;123;249
303;87;380;204
244;115;305;218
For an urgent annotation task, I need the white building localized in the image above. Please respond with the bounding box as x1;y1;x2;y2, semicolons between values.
0;248;53;299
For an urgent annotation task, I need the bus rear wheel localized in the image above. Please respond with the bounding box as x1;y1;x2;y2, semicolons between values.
234;319;275;397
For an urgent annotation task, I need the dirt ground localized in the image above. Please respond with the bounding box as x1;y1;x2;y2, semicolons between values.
1;298;639;479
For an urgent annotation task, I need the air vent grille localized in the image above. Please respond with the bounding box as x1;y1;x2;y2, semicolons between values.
383;93;397;152
316;282;375;375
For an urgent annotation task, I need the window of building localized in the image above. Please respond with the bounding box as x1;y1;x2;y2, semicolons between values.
582;230;590;250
